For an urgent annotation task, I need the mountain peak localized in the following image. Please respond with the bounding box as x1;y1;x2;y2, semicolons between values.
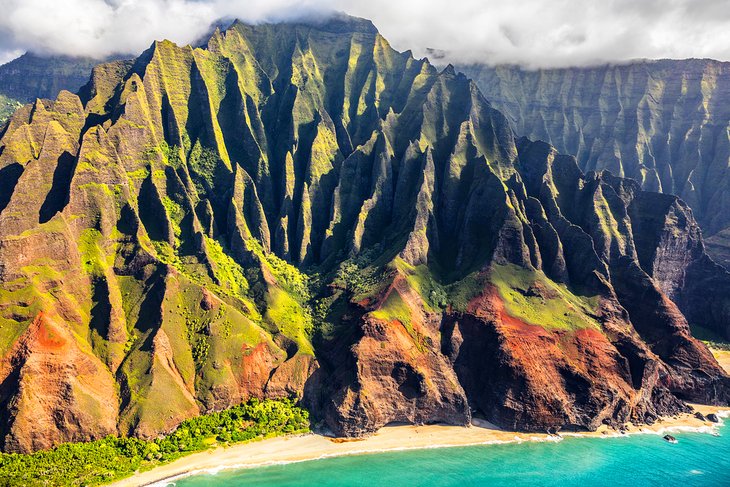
230;12;378;35
0;15;727;455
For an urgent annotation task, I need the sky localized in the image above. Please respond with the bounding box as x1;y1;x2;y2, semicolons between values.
1;0;730;68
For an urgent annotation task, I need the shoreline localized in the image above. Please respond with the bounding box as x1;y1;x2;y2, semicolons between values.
109;404;729;487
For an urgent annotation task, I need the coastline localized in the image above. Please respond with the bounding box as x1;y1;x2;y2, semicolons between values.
108;404;729;487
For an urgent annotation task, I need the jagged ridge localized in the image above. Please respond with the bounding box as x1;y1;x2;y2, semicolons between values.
0;53;103;124
0;15;727;452
456;60;730;272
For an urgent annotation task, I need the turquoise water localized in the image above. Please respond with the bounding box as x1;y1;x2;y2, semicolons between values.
174;426;730;487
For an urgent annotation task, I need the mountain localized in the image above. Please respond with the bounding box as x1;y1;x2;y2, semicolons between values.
0;15;727;453
455;60;730;269
0;53;103;124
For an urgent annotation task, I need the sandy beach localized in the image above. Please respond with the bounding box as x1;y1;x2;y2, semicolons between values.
108;402;728;487
107;347;730;486
712;349;730;373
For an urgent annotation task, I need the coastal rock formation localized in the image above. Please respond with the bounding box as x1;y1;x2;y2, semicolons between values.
0;15;727;452
317;275;471;436
456;61;730;273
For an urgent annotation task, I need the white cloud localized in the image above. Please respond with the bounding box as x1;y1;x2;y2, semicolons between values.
0;49;23;65
0;0;217;60
0;0;729;67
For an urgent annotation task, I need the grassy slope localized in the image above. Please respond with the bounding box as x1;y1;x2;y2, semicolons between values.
387;260;600;332
490;264;600;331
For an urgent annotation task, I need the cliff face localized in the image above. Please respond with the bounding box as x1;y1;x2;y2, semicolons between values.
0;53;107;124
0;16;727;452
457;61;730;271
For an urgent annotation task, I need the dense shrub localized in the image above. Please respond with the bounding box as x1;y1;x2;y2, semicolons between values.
0;399;309;486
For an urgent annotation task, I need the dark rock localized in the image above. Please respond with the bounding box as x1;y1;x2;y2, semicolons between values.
458;60;730;271
200;289;215;311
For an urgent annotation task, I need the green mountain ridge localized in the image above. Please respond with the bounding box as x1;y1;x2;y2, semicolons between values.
0;53;104;125
0;15;727;454
456;60;730;267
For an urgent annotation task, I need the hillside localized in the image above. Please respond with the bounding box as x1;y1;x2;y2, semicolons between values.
0;15;727;453
457;60;730;268
0;53;102;124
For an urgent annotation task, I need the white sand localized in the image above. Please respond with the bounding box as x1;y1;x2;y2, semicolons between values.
109;403;728;487
109;347;730;486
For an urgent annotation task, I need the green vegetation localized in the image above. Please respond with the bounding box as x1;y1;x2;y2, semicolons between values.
704;340;730;352
3;18;728;473
78;229;108;277
394;258;447;312
0;94;21;125
490;264;600;331
370;290;412;327
335;261;371;296
368;282;432;353
0;399;309;487
204;236;251;302
445;271;489;312
150;237;259;320
160;196;183;239
245;239;315;353
263;250;311;301
692;323;730;349
188;143;223;193
161;141;183;168
332;253;387;301
186;313;211;370
264;286;314;350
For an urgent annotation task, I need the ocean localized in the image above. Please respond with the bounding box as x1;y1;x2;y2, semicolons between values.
172;424;730;486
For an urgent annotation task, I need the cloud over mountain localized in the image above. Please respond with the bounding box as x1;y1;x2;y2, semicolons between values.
1;0;730;68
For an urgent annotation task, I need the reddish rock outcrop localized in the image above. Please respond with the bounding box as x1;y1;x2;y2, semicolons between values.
0;313;119;452
442;287;688;432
